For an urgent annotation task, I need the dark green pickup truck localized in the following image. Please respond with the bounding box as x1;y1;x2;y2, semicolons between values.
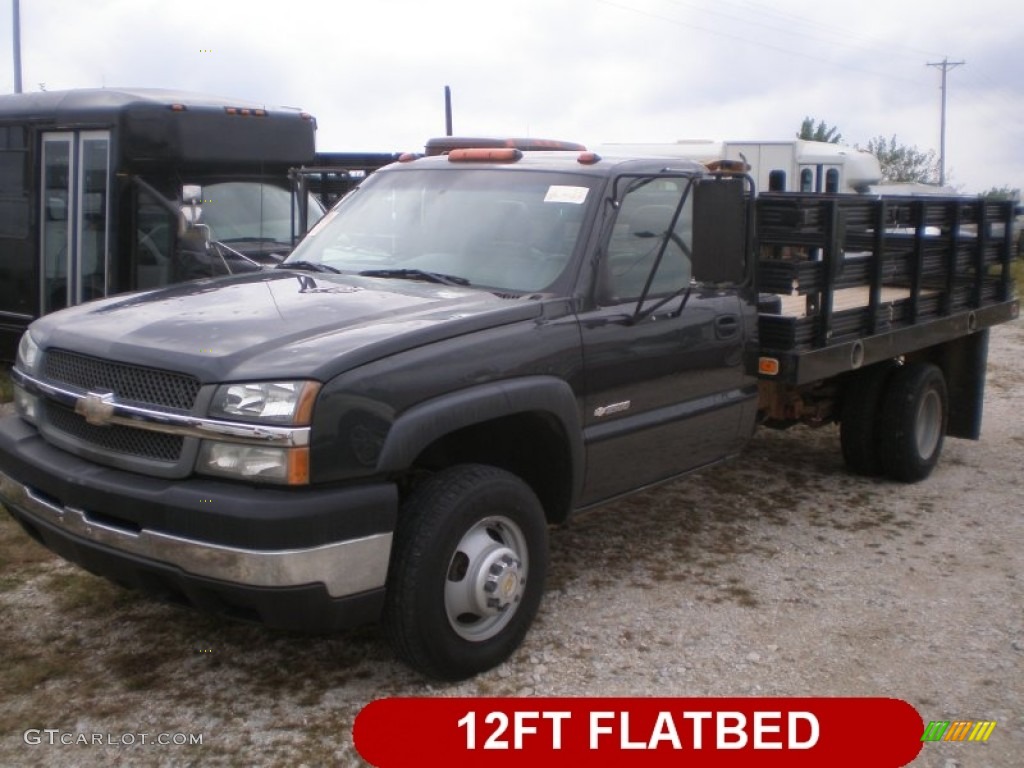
0;145;1017;679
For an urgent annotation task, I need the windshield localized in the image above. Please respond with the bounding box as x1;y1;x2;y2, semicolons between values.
199;182;324;246
284;167;597;293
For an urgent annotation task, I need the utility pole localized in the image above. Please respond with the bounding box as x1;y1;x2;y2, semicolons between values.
926;58;964;186
13;0;23;93
444;85;453;136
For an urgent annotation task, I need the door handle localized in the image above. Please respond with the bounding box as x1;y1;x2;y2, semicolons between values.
715;314;739;339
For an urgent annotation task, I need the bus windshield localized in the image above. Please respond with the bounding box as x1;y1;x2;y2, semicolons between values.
197;182;324;248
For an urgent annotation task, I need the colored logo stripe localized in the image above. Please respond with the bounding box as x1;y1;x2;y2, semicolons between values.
967;721;997;742
921;720;997;742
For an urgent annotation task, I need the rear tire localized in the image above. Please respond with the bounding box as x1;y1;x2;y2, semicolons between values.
877;363;948;482
840;362;897;476
383;464;548;680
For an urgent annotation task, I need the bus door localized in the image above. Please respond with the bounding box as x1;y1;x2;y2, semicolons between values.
39;130;110;312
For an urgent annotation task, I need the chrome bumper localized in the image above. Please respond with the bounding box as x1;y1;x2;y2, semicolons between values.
0;469;392;598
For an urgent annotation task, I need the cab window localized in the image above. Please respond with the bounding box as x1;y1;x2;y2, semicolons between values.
600;177;693;305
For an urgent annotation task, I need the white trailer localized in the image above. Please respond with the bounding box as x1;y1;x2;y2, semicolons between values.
597;139;883;195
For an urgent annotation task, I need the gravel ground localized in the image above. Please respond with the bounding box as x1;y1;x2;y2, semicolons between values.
1;318;1021;767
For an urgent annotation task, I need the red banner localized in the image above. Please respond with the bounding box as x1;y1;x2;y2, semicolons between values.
354;697;923;767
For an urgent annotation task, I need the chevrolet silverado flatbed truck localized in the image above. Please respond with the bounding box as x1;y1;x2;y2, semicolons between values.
0;145;1018;680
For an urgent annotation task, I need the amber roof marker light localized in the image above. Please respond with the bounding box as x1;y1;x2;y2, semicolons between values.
447;147;523;163
704;158;751;174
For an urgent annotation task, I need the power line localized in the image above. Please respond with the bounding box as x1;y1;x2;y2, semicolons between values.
704;0;951;62
596;0;926;86
666;0;937;64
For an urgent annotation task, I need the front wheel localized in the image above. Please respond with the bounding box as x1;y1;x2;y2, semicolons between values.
383;464;548;680
878;362;948;482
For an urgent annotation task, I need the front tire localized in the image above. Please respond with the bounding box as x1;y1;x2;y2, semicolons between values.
878;363;948;482
383;464;548;680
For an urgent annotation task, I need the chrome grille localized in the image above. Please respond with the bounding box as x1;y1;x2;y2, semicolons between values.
43;349;200;412
45;402;184;462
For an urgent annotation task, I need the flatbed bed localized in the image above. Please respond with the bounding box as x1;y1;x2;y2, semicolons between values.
755;193;1018;386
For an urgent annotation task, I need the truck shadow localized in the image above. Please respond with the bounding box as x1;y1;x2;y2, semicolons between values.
545;423;901;603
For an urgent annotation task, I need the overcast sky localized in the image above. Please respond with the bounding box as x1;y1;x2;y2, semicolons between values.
3;0;1022;193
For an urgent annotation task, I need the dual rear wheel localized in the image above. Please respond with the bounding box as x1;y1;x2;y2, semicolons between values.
840;361;948;482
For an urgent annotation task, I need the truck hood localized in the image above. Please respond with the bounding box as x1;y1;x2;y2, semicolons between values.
30;271;547;382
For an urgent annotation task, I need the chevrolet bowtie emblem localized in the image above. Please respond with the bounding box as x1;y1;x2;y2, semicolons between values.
75;392;117;426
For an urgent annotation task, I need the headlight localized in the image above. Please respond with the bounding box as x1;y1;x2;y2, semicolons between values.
16;332;40;375
14;332;41;423
209;381;319;424
197;442;309;485
14;386;40;424
198;380;319;485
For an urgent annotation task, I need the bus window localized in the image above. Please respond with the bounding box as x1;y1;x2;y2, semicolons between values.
799;168;814;193
41;135;72;313
768;170;786;192
825;168;840;194
0;126;29;239
135;185;176;290
79;133;110;303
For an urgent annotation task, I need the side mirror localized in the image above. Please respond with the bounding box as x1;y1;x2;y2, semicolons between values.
179;184;204;232
182;184;202;205
691;178;748;284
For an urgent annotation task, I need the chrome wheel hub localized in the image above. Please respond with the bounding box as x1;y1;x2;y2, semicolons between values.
445;516;528;641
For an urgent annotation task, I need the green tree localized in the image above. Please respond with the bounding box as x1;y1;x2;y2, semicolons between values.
797;117;842;144
981;185;1020;200
861;135;939;183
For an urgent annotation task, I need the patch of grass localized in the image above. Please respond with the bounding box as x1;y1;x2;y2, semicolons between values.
104;646;174;691
1011;257;1024;294
3;646;81;693
721;585;759;607
43;569;127;614
0;509;56;570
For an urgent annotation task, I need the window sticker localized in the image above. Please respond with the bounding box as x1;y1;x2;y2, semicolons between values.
544;185;589;205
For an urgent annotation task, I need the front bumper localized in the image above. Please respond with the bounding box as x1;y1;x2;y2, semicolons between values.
0;415;398;632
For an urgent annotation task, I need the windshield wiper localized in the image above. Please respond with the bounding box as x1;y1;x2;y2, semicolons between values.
358;269;471;286
276;260;341;274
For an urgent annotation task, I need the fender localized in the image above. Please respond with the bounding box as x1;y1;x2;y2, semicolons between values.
375;376;585;507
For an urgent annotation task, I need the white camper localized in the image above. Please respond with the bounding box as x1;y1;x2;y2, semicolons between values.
597;139;883;194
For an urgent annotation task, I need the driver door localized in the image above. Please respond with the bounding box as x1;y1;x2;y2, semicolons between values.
577;175;752;505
